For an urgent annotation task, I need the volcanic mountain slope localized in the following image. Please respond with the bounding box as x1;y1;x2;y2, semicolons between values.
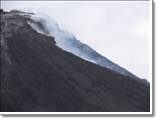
1;10;150;112
27;13;139;79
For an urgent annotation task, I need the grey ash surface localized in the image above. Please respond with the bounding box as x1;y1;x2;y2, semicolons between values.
0;11;150;112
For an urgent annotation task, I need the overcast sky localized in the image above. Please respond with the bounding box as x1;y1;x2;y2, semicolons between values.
1;1;151;80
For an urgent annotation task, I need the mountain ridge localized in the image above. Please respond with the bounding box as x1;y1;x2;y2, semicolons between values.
26;12;141;80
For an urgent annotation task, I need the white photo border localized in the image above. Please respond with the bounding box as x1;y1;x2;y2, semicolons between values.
0;0;153;115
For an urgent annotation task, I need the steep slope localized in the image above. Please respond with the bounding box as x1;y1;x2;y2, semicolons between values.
1;10;150;112
27;13;139;79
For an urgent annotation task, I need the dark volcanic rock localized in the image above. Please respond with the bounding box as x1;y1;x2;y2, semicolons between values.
0;11;150;112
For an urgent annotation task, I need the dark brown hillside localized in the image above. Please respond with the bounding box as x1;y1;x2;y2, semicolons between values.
0;11;150;112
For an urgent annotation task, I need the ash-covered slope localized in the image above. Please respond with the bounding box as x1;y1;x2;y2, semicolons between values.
1;10;150;112
27;13;139;79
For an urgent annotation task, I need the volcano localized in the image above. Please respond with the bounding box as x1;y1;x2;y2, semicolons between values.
0;10;150;112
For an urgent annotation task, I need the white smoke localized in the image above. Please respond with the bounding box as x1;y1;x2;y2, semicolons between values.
25;13;140;79
27;13;96;62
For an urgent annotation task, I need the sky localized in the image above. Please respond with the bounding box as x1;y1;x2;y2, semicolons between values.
1;1;151;80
